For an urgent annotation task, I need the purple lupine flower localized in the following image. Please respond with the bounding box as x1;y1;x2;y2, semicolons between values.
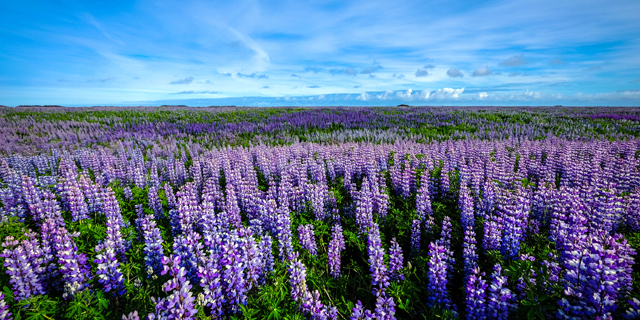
459;185;474;229
123;186;133;201
1;235;46;300
0;292;11;320
388;238;404;282
463;226;479;278
424;215;435;235
164;183;177;209
148;255;198;320
140;213;165;277
328;224;345;278
198;246;224;318
487;264;513;320
53;227;91;299
374;294;396;320
220;232;247;313
148;186;163;220
465;267;488;320
67;183;90;222
275;206;294;261
258;234;274;284
367;223;389;297
558;231;636;319
288;254;309;303
173;229;205;284
225;182;242;229
500;188;530;260
298;224;318;257
427;241;452;309
102;187;127;260
94;240;125;296
623;298;640;319
21;175;44;223
625;190;640;232
416;172;433;221
351;300;374;320
410;219;421;256
122;310;140;320
174;182;199;236
483;214;502;253
355;179;375;235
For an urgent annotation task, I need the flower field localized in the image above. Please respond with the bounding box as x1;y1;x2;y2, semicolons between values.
0;106;639;319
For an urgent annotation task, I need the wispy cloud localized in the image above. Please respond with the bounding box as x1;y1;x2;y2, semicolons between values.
329;68;357;76
171;90;220;94
393;73;405;79
170;77;194;85
237;72;268;79
361;64;382;75
261;86;270;89
308;85;321;88
303;66;324;73
500;55;527;67
291;74;301;78
549;59;566;65
472;67;492;77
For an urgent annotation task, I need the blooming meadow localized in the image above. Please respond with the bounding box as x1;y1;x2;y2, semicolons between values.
0;106;639;319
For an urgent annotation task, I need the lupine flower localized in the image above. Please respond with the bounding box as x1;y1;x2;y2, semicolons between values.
465;267;488;320
416;172;433;221
367;223;389;297
102;187;127;260
458;185;474;229
558;231;636;319
388;237;404;281
123;186;133;201
463;226;479;278
164;183;177;209
54;228;91;299
198;246;224;317
1;235;46;300
148;186;163;220
148;255;198;320
427;241;451;309
94;240;125;296
328;224;346;278
410;219;421;256
275;206;294;261
351;300;374;320
298;224;318;256
288;254;309;303
487;264;513;320
122;311;140;320
355;180;375;235
374;294;396;320
173;229;205;284
220;232;247;313
259;234;274;284
0;292;11;320
623;298;640;319
140;213;165;276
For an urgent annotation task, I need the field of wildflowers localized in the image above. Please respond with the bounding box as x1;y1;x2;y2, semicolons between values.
0;106;639;319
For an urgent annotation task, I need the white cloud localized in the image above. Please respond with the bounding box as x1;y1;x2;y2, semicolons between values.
478;92;488;99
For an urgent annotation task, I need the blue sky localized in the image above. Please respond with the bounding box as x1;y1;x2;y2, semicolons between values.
1;0;639;106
